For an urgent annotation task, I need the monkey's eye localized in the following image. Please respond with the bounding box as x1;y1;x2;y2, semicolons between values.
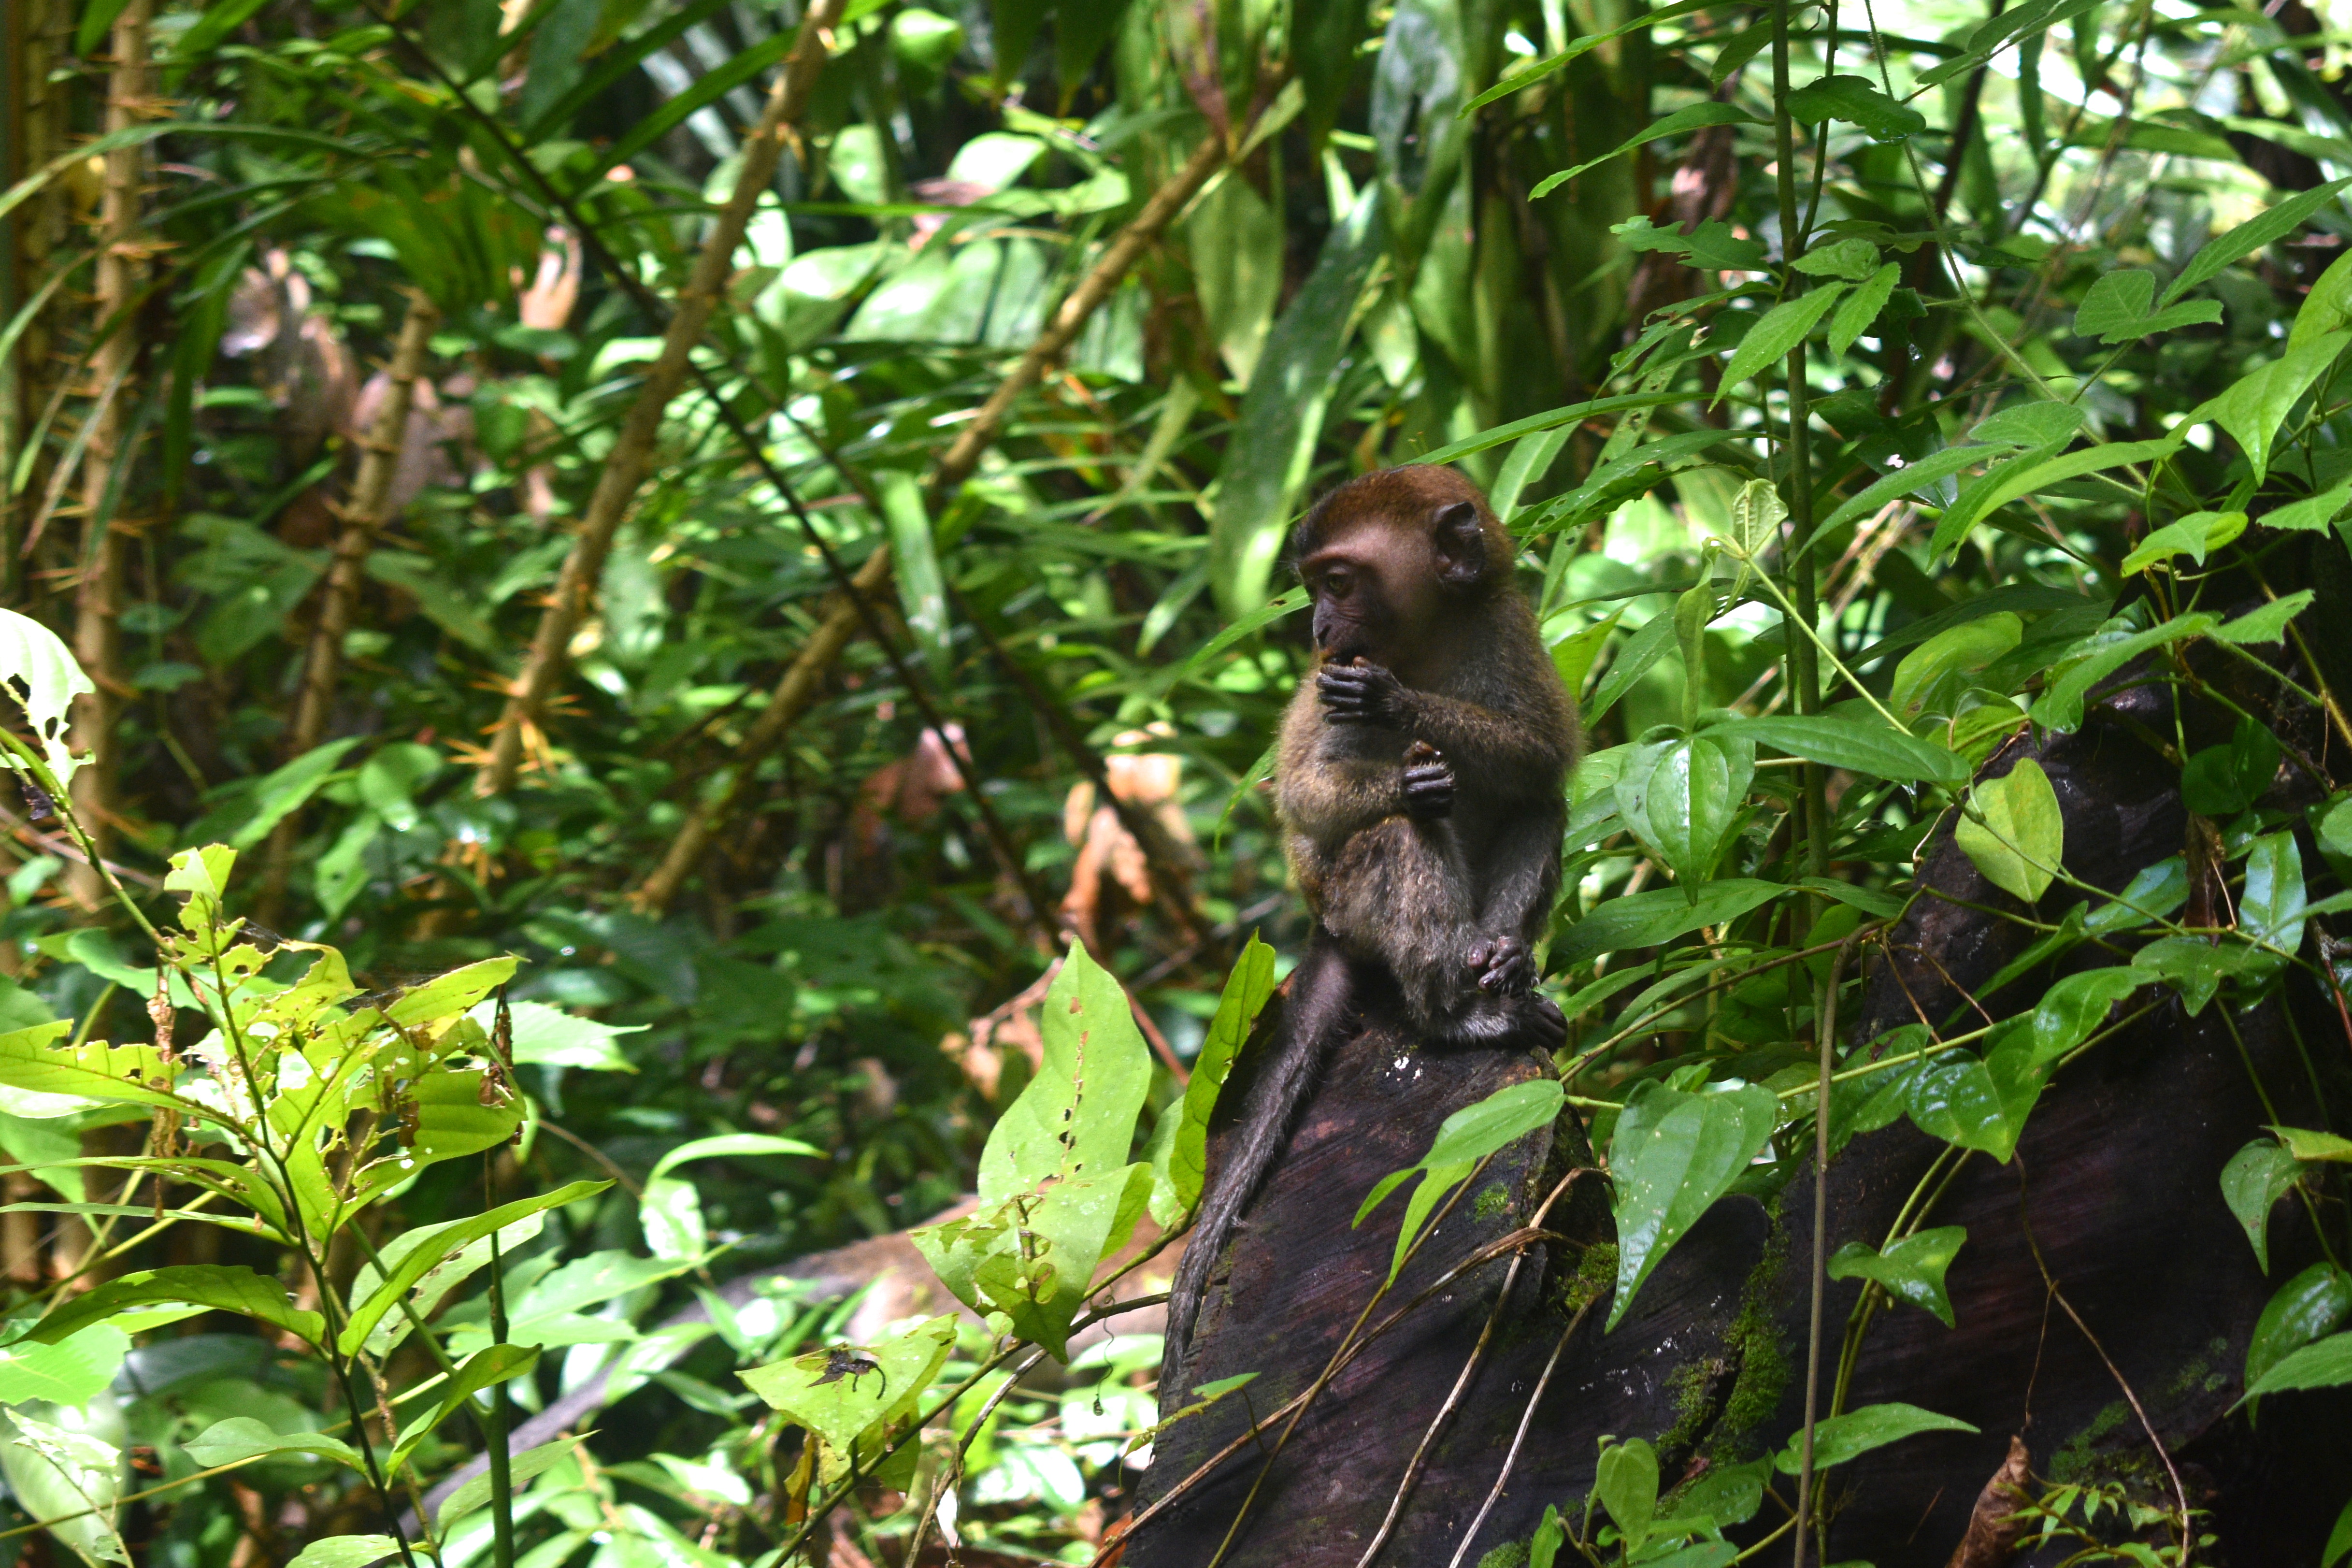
1320;569;1351;598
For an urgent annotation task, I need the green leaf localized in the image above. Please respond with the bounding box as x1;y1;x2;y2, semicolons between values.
1458;0;1727;115
1785;75;1925;139
1954;758;2064;904
2237;1329;2352;1405
1716;285;1846;403
0;1408;126;1566
2247;1264;2352;1393
2181;716;2281;817
1915;0;2101;90
1606;1080;1779;1329
2200;333;2349;479
2030;614;2218;733
1594;1437;1660;1548
648;1134;821;1183
2120;511;2246;575
1558;880;1789;968
2075;269;2223;344
1828;263;1902;356
1610;216;1764;272
1972;401;2088;446
1905;1033;2045;1163
1792;238;1882;281
229;739;361;850
976;940;1152;1201
2242;831;2309;967
0;607;95;789
739;1315;958;1459
339;1182;608;1354
2329;1497;2352;1568
1614;731;1754;888
2163;178;2352;306
1828;1226;1966;1326
1774;1401;1978;1472
390;1343;543;1471
1932;433;2186;561
435;1437;589;1531
878;470;952;687
1706;714;1969;786
1584;613;1680;728
1210;186;1385;617
1532;103;1760;200
1890;613;2022;722
182;1418;361;1471
286;1539;399;1568
2221;1138;2303;1272
1149;935;1278;1227
1818;442;2013;537
474;999;644;1073
1354;1079;1563;1285
26;1265;324;1347
0;1325;127;1408
2215;592;2316;647
2020;969;2141;1066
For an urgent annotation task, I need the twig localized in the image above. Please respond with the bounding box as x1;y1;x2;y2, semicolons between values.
1441;1296;1597;1568
904;1344;1048;1563
1793;937;1857;1568
473;0;850;798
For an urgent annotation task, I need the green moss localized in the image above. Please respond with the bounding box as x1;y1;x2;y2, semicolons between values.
1565;1241;1619;1315
2047;1401;2129;1485
1475;1181;1512;1221
1476;1544;1528;1568
1658;1356;1724;1455
1707;1208;1793;1454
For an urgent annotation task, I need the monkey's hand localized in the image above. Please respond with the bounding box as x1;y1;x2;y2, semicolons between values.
1515;993;1567;1050
1402;741;1455;820
1318;658;1410;727
1466;935;1536;996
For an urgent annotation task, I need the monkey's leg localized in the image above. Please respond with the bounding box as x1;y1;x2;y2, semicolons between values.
1448;805;1570;1046
1317;816;1475;1041
1159;931;1360;1403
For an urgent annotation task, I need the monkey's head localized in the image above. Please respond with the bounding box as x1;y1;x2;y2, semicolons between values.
1290;466;1515;682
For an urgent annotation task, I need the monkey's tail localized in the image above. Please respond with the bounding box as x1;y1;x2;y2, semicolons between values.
1156;932;1353;1405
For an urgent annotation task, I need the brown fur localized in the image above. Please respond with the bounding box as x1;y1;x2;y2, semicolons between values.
1162;465;1578;1400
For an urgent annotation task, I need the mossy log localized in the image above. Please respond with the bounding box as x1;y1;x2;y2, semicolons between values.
1129;672;2352;1566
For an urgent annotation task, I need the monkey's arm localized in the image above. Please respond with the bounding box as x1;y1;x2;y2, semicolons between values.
1319;665;1569;788
1158;934;1356;1404
1276;750;1435;841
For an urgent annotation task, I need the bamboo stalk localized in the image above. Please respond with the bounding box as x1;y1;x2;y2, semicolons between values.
627;129;1229;914
64;0;149;911
473;0;849;798
258;292;440;916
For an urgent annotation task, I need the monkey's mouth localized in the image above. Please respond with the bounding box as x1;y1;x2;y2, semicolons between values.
1320;640;1370;666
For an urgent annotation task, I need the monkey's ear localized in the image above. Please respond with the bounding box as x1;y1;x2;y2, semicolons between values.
1431;501;1490;589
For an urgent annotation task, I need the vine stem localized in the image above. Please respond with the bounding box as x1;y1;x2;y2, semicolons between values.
1792;937;1855;1568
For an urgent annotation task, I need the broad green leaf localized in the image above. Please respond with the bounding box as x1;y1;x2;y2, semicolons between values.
1594;1438;1660;1547
1149;935;1278;1227
1530;1505;1567;1568
1904;1033;2044;1163
1972;401;2087;446
1954;758;2063;904
1828;263;1902;356
1606;1080;1778;1329
1828;1226;1966;1326
2163;178;2352;306
2242;831;2309;971
182;1417;360;1470
0;1409;125;1566
1610;216;1764;272
2282;1127;2352;1165
339;1182;608;1354
2132;935;2248;1015
470;999;644;1073
286;1539;399;1568
435;1437;588;1531
2031;613;2217;732
1716;285;1846;403
2236;1329;2352;1405
972;1163;1154;1356
1773;1401;1978;1472
2329;1497;2352;1568
1915;0;2100;89
2202;333;2349;479
2247;1264;2352;1392
1792;238;1881;281
26;1265;324;1347
2181;715;2282;817
390;1343;543;1470
739;1315;958;1459
1558;880;1788;967
2215;592;2315;646
2262;482;2352;533
2020;968;2141;1065
1785;75;1924;139
2121;510;2246;575
1533;103;1759;199
350;1212;550;1358
2075;269;2221;344
1933;434;2186;561
2221;1138;2303;1272
0;608;94;789
1354;1078;1564;1284
977;940;1151;1201
383;958;520;1032
1890;613;2022;722
1614;731;1754;890
0;1325;127;1408
229;739;361;850
1707;714;1969;786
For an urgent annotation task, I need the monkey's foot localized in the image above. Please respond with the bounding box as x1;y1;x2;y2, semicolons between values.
1318;658;1408;727
1516;993;1567;1049
1403;742;1455;820
1466;935;1535;995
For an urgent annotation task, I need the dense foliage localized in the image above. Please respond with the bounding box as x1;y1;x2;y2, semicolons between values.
9;0;2352;1561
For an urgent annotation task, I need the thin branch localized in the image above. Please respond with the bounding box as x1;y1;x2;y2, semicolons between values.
473;0;851;798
